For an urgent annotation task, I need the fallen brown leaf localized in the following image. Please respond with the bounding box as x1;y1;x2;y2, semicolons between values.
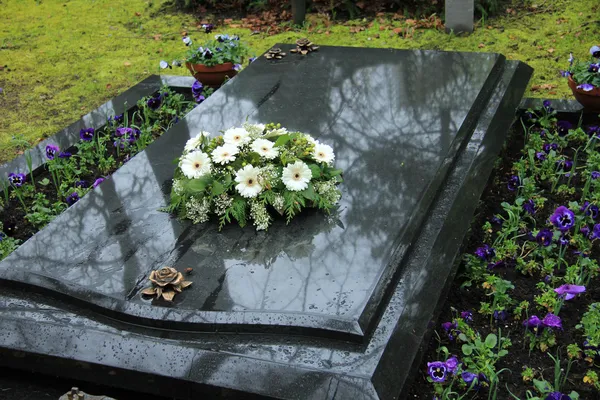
478;43;485;48
106;83;112;89
547;48;555;53
135;12;141;16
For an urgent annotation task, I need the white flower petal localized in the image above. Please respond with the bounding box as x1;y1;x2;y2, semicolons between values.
313;143;335;164
282;161;312;191
235;165;262;198
181;151;212;179
224;127;251;147
212;144;239;165
251;138;279;160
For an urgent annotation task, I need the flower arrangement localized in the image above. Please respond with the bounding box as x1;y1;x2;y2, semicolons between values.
167;123;343;231
563;45;600;92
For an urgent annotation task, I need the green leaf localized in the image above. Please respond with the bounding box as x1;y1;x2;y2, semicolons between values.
485;333;498;349
308;164;321;179
211;181;225;196
183;176;212;194
458;333;468;342
461;344;473;355
223;173;232;187
300;183;316;200
274;134;290;147
533;379;551;393
326;168;343;177
39;178;50;186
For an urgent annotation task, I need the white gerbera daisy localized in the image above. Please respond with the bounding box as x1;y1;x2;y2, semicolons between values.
235;165;262;198
251;138;279;160
223;127;251;147
305;134;318;145
181;151;211;179
212;144;239;165
313;143;335;164
184;131;211;152
282;160;312;191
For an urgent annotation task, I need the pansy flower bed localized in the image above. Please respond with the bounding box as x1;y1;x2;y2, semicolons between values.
408;102;600;399
0;82;212;260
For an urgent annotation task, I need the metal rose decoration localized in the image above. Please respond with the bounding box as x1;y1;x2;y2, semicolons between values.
141;267;192;301
290;38;319;55
264;47;286;60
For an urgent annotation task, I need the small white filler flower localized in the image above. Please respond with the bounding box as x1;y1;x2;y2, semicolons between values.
184;131;211;152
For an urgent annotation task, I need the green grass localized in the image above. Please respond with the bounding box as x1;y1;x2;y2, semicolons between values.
0;0;598;164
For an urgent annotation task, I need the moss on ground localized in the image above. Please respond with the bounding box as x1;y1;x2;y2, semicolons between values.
0;0;598;163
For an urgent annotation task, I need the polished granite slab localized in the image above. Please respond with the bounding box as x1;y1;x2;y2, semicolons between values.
0;45;532;399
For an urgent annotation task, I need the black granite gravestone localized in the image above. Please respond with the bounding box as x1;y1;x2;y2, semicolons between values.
0;45;531;399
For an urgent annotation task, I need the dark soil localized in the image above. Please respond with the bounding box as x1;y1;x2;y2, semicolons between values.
407;111;600;399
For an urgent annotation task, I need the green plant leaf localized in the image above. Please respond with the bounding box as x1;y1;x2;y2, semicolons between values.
183;176;212;194
458;333;468;342
212;181;225;196
308;164;321;178
485;333;498;349
39;178;50;186
274;134;290;147
301;183;316;200
462;344;473;355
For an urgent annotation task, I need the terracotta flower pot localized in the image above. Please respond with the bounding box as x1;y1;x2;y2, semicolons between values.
185;62;238;88
568;75;600;112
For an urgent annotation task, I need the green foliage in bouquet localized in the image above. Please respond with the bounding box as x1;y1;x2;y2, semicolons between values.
166;123;343;231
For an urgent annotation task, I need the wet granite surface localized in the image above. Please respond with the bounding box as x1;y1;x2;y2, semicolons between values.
0;45;532;399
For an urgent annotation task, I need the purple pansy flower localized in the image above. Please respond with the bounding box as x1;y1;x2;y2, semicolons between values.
75;180;89;188
58;151;71;158
45;144;59;160
586;125;600;137
581;225;590;236
475;244;495;261
542;100;553;113
249;56;257;63
568;53;574;65
147;94;162;110
536;228;553;247
550;206;575;231
581;201;599;219
589;63;600;73
558;236;569;247
441;321;459;340
590;224;600;240
444;357;459;374
491;215;502;224
592;171;600;180
93;177;105;188
591;45;600;58
194;94;205;103
554;284;586;300
182;36;192;46
507;175;520;191
556;159;573;171
578;83;595;92
191;80;203;95
523;199;536;215
159;60;170;69
493;310;508;321
545;392;571;400
427;361;447;382
559;70;570;78
202;24;214;34
542;313;562;329
7;172;26;187
202;48;213;59
544;275;552;283
461;311;473;323
536;151;546;161
523;315;543;329
233;63;242;72
79;128;95;141
543;143;558;153
66;192;79;206
557;120;573;137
